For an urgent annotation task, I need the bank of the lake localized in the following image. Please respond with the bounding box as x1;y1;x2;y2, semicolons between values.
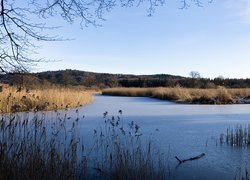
0;84;94;113
102;87;250;104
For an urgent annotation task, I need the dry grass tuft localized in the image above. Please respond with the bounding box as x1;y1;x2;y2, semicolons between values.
216;87;234;104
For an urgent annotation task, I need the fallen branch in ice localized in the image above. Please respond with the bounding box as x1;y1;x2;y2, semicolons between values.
175;153;205;164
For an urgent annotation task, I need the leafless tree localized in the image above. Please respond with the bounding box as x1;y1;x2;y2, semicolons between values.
0;0;212;72
189;71;201;79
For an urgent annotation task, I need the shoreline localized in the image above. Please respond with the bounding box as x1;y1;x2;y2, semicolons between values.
0;85;96;113
102;87;250;105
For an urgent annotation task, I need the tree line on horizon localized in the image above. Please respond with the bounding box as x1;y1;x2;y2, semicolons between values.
1;69;250;89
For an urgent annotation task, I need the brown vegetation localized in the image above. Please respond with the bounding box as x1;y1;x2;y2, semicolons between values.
0;84;93;113
0;110;167;180
102;87;250;104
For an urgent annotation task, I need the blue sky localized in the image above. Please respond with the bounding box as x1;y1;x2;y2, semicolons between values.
35;0;250;78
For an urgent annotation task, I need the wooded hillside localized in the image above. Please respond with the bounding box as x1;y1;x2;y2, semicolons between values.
1;69;250;89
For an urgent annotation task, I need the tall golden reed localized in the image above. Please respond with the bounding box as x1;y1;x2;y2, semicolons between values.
102;87;250;104
0;85;93;113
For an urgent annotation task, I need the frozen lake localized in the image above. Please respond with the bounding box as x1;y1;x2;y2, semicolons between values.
48;94;250;179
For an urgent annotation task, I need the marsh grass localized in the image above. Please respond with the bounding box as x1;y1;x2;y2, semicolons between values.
220;125;250;147
0;111;88;180
0;85;93;113
0;110;167;180
102;86;250;104
92;111;167;179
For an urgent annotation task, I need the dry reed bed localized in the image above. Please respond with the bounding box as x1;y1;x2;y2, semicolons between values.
102;87;250;104
0;85;93;113
0;110;167;180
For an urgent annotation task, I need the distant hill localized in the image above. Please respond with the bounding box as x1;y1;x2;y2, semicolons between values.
1;69;250;89
37;70;188;88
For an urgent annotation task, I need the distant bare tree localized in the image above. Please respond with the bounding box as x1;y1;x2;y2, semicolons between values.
189;71;201;79
189;71;201;88
0;0;213;72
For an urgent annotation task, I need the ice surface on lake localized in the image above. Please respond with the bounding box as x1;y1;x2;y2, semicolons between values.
64;95;250;180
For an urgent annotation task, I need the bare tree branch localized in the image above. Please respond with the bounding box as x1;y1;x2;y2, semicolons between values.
0;0;212;72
